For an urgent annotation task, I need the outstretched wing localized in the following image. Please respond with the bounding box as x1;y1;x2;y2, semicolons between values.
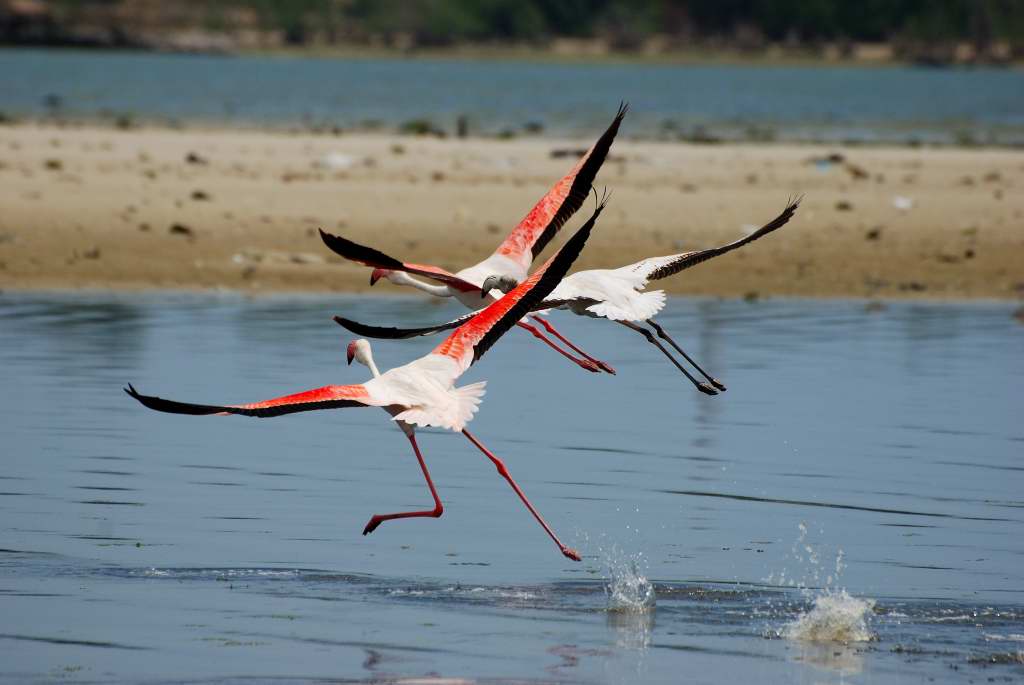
432;196;608;373
333;311;474;340
494;103;627;264
124;382;377;418
318;230;480;293
627;197;800;283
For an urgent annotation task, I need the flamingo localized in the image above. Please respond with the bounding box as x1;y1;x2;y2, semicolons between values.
124;199;608;562
331;198;800;396
317;103;628;375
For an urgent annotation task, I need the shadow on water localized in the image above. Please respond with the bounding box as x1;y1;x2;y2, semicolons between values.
1;292;1023;682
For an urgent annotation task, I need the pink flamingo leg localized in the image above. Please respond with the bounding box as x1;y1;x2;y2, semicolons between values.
362;433;443;535
461;429;581;562
515;321;601;373
532;317;615;374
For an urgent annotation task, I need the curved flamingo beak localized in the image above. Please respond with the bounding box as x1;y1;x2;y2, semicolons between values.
346;340;358;365
370;268;386;286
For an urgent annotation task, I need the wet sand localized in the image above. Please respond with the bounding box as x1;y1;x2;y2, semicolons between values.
1;123;1021;299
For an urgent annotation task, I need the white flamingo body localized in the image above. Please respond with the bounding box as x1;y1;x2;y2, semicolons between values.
364;352;486;433
546;267;667;321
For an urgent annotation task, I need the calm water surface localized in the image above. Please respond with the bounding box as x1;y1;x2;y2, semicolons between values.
2;293;1022;683
2;48;1024;144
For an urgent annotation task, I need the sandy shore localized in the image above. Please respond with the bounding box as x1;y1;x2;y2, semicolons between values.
1;123;1021;299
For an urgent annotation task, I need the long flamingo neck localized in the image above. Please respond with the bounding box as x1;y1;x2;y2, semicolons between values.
364;352;382;379
392;271;452;298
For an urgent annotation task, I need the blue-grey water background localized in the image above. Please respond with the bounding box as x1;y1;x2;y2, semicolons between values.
2;292;1022;683
2;48;1024;145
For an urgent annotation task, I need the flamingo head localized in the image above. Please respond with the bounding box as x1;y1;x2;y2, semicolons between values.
481;274;519;298
346;338;373;366
369;268;390;286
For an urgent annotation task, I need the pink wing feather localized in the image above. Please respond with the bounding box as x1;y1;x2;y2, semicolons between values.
125;383;375;418
433;196;608;372
493;103;626;263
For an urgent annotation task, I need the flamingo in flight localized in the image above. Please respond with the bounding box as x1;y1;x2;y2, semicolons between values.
332;198;800;396
124;199;608;562
318;103;628;375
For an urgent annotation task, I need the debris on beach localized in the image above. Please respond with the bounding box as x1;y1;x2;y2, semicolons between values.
808;153;870;181
398;118;445;137
190;190;210;201
185;151;208;165
550;147;588;159
808;152;845;169
316;152;356;171
169;223;194;238
845;163;869;180
231;249;324;266
892;195;915;211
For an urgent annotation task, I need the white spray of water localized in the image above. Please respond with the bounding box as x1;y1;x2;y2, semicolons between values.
602;545;656;614
766;522;876;644
783;589;876;644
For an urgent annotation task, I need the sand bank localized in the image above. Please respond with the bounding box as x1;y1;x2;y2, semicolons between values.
1;124;1021;299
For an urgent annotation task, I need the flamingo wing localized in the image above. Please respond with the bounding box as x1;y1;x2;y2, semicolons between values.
629;197;801;282
433;196;607;372
318;230;480;293
330;293;596;341
124;382;378;418
333;311;473;339
493;103;627;264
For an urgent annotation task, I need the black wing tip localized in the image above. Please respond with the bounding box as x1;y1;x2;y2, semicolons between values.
615;101;630;121
317;228;363;252
317;231;404;270
318;228;351;250
333;315;370;335
773;195;802;226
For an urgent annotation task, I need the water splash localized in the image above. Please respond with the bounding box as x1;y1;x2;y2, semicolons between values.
602;545;656;614
766;523;876;645
783;590;876;644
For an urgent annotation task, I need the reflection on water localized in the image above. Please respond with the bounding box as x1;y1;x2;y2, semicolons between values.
1;292;1022;683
